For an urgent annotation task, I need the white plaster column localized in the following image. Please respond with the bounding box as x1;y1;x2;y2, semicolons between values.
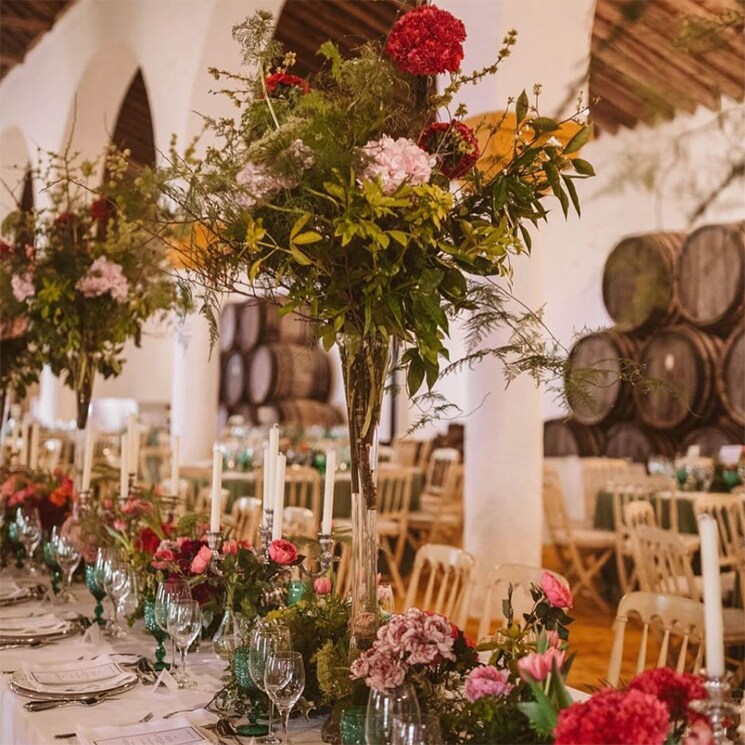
436;0;596;594
170;310;220;462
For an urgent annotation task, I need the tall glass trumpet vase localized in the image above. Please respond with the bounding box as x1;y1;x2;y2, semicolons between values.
338;333;390;657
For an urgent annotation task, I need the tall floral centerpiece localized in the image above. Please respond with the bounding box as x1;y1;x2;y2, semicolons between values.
0;147;187;432
153;5;593;651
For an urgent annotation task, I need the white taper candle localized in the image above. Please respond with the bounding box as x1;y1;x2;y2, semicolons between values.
28;422;40;470
119;434;129;500
698;513;725;678
170;435;180;497
272;454;286;541
127;414;139;477
321;450;336;535
81;427;95;492
210;444;223;533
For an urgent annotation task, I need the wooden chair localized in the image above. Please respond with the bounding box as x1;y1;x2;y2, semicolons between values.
284;465;321;529
607;591;705;687
225;496;262;544
377;466;414;597
392;438;420;467
610;483;656;594
283;506;316;538
581;457;633;524
406;464;464;550
693;493;745;598
477;563;569;642
403;544;476;628
543;465;616;612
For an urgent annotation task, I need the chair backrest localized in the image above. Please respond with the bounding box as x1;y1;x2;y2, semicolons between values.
478;563;569;641
610;483;657;536
283;505;316;538
693;493;745;572
623;500;657;531
428;464;465;544
392;438;419;468
424;448;460;496
581;457;631;521
607;591;705;687
377;466;414;521
229;496;262;544
542;465;572;540
403;544;476;628
284;466;321;527
631;525;699;600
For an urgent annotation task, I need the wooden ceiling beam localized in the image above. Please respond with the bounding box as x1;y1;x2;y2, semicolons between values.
0;15;52;32
591;62;669;127
288;5;379;49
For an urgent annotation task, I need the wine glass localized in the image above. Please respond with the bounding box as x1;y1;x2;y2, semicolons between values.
166;598;202;689
264;651;305;745
15;507;42;574
102;557;131;638
366;684;421;745
377;583;395;618
391;713;442;745
155;578;192;678
51;533;81;603
249;622;292;744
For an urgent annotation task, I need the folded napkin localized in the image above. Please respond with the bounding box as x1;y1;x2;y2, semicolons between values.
20;654;135;694
77;715;217;745
0;612;69;635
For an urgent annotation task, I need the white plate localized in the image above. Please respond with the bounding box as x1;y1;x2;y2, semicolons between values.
0;612;69;636
13;658;136;695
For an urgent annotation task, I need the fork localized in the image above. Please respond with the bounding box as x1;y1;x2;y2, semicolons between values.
25;693;121;712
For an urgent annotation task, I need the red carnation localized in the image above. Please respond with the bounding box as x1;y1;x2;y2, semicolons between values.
386;5;466;76
90;198;110;222
554;689;669;745
135;527;162;555
264;72;310;97
0;240;13;258
419;121;479;179
628;668;707;721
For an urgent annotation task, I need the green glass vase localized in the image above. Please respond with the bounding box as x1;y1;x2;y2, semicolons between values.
143;599;169;671
43;542;62;595
84;564;106;626
232;646;269;737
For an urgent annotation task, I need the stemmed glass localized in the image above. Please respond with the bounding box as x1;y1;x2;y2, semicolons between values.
366;684;421;745
249;622;292;744
166;598;202;689
264;651;305;745
51;533;82;603
102;557;131;638
15;507;42;574
391;713;442;745
155;578;192;679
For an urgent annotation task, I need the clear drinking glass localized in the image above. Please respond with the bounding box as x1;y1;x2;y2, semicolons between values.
249;622;292;744
51;533;82;603
166;598;202;689
102;557;131;638
391;713;443;745
15;507;42;574
365;684;421;745
155;578;192;679
264;651;305;745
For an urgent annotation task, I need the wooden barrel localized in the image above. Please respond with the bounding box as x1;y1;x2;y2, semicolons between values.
676;223;745;335
681;419;744;457
602;232;684;335
567;331;636;424
633;326;721;430
544;419;605;457
220;351;247;408
218;303;240;353
604;422;675;462
718;328;744;427
239;300;315;351
247;344;332;404
257;400;344;429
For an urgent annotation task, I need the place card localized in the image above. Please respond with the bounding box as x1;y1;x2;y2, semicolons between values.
78;717;214;745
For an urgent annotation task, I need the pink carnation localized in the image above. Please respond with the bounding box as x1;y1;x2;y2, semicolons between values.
517;648;565;682
190;545;213;574
464;666;513;702
75;256;129;302
350;651;407;691
358;135;435;194
540;572;573;608
151;547;175;569
11;272;35;302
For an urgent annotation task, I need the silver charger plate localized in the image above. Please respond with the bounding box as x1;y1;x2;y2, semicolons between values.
0;586;45;607
9;671;138;700
0;622;81;645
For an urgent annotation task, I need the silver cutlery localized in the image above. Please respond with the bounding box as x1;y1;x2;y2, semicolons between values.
25;693;122;712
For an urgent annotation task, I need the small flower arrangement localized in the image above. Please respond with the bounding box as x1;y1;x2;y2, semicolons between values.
0;466;74;533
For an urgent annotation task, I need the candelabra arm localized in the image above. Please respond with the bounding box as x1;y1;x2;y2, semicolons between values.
260;511;274;562
689;672;739;745
205;531;224;577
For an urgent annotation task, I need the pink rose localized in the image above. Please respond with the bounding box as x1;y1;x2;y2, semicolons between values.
151;548;175;570
517;648;566;682
465;666;513;702
113;518;127;531
190;545;213;574
540;572;573;609
222;540;239;555
314;576;332;595
683;720;714;745
268;539;298;565
102;498;114;510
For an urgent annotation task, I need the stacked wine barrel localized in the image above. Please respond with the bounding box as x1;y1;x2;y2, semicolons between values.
217;299;344;430
545;223;745;461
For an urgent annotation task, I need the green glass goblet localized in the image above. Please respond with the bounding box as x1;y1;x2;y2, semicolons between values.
232;646;269;738
84;564;106;626
340;706;366;745
143;599;170;671
43;542;62;595
7;523;25;569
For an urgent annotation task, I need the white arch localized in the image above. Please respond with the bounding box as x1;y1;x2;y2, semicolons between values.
0;127;31;221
